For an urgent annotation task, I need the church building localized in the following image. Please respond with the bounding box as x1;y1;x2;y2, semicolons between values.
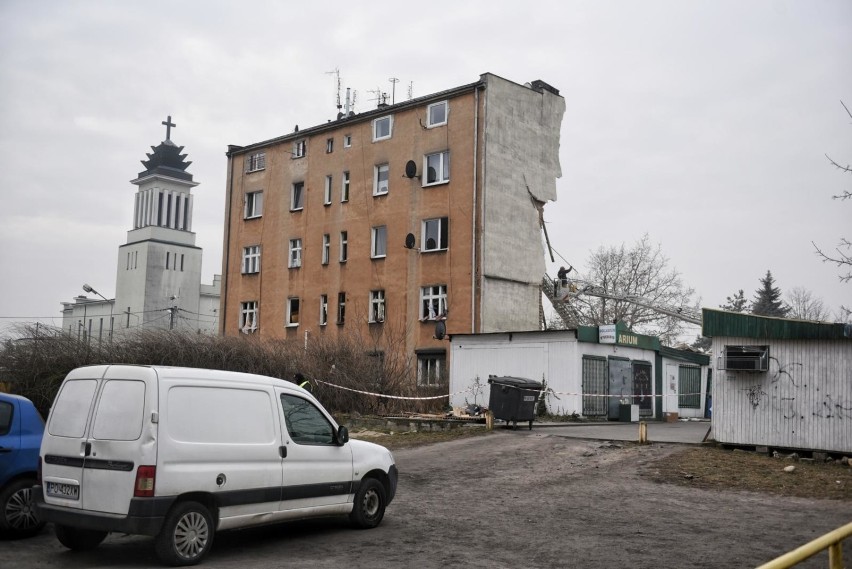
61;117;221;339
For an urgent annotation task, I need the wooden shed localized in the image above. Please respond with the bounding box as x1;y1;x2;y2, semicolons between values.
703;309;852;453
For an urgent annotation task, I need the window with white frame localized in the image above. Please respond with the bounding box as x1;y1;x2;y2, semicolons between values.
341;171;350;202
337;292;346;324
372;115;392;141
291;182;304;211
324;175;333;205
319;294;328;326
242;245;261;274
245;191;263;219
427;101;448;128
326;138;333;153
369;290;385;323
343;134;352;147
240;301;258;333
373;164;389;195
289;238;302;268
422;217;449;252
293;139;306;158
286;297;300;327
322;234;330;265
417;353;446;386
424;151;450;185
339;231;348;262
246;152;266;172
371;225;387;258
420;285;447;320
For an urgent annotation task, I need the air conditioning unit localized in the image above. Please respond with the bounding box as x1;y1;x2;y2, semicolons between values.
720;345;769;372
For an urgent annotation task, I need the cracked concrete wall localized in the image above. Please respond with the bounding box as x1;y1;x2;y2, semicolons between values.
480;74;565;332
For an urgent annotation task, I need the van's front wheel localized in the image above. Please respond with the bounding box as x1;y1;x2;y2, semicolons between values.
349;478;386;529
54;524;107;551
155;501;214;566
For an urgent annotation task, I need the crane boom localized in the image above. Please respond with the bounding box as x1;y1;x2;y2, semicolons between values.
561;283;703;325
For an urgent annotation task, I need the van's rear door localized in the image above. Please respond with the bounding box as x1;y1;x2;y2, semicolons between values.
42;366;156;515
42;369;103;510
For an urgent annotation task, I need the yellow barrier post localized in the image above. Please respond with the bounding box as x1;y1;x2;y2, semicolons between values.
638;421;648;444
755;521;852;569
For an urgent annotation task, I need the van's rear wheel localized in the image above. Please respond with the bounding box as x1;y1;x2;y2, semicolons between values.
54;524;107;551
349;478;386;529
155;501;214;566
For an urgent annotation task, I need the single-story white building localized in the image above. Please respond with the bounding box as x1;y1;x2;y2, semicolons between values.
449;322;710;420
703;309;852;453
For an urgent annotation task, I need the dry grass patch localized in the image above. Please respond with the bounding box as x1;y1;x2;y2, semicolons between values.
643;445;852;501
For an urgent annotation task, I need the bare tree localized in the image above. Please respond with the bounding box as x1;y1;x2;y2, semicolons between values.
566;234;697;345
785;286;831;321
812;100;852;283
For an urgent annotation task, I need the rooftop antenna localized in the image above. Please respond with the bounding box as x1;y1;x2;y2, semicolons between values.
367;88;387;108
326;68;342;116
407;81;414;101
389;77;399;105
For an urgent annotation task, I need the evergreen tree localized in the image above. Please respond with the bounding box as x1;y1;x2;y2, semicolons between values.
720;289;748;312
751;271;789;317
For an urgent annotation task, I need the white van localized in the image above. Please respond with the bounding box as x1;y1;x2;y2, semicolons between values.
35;365;397;566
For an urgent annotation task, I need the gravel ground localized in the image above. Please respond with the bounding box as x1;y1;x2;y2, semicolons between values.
2;430;849;568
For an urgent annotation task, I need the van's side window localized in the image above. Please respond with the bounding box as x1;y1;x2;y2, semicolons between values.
280;394;334;445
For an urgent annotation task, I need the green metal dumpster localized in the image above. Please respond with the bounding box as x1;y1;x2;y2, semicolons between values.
487;376;543;430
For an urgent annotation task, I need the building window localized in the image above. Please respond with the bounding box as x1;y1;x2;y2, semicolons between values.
245;190;263;219
341;171;350;202
417;353;446;386
427;101;448;128
322;234;330;265
287;297;300;327
343;134;352;147
242;246;260;274
422;217;449;252
326;138;334;153
291;182;304;211
369;290;385;323
324;175;333;205
246;152;266;173
372;115;393;141
339;231;348;262
319;294;328;326
165;252;170;269
371;225;387;258
240;301;258;333
420;285;447;320
373;163;389;196
293;139;306;158
337;292;346;324
180;254;184;271
424;151;450;185
289;238;302;268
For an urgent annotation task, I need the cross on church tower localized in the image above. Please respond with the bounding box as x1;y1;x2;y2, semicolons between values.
162;115;176;141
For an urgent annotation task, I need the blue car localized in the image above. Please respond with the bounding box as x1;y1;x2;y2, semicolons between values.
0;392;45;538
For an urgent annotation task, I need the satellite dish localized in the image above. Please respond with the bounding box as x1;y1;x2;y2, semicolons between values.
404;160;418;179
426;167;437;183
404;233;416;249
434;320;446;341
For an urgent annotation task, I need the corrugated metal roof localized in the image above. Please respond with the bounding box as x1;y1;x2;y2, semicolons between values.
702;308;852;340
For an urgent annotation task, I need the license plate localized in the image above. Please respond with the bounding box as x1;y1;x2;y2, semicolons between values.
46;481;80;500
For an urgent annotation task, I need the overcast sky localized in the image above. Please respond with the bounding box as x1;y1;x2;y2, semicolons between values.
0;0;850;337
